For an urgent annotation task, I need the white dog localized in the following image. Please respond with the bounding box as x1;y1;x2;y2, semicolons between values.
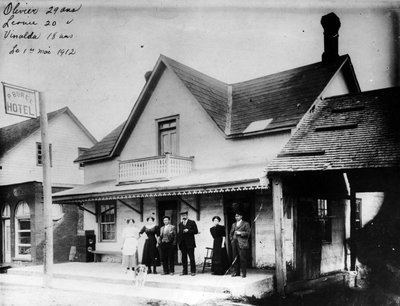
134;264;148;287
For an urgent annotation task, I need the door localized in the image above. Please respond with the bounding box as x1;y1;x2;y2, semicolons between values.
158;200;179;263
224;196;253;267
158;119;178;155
2;219;11;263
296;201;322;280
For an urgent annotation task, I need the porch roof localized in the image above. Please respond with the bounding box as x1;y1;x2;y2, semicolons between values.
267;87;400;173
52;163;268;203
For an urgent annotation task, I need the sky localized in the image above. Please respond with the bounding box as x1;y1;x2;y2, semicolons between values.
0;0;399;140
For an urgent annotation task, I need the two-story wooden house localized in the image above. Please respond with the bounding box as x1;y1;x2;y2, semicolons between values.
53;14;361;270
0;107;97;264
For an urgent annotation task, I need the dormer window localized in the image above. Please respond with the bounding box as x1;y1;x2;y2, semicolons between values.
156;115;179;155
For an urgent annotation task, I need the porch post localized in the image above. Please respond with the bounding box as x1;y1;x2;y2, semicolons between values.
350;191;357;270
272;175;286;295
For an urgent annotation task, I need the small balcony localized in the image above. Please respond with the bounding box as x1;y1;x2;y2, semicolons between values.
118;154;194;183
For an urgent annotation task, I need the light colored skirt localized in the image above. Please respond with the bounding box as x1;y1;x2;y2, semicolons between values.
122;237;138;256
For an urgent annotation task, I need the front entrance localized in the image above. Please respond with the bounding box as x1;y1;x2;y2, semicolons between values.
223;193;254;267
296;200;322;280
157;199;179;263
2;219;11;263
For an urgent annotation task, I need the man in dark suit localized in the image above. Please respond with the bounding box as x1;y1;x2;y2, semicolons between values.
230;211;251;278
158;216;176;275
177;211;198;276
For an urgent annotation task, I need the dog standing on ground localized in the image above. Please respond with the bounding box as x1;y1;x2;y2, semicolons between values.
135;264;148;287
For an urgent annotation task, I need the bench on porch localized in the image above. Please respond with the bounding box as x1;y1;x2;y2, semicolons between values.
90;250;122;263
0;265;12;274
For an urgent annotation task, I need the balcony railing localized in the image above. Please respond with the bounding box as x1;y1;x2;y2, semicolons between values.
118;154;194;183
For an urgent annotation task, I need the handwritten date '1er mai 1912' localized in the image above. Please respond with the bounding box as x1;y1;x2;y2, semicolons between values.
9;44;76;56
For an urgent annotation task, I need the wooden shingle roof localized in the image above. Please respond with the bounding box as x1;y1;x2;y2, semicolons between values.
267;87;400;173
162;56;229;132
0;107;96;158
75;122;124;162
230;55;352;135
77;54;358;163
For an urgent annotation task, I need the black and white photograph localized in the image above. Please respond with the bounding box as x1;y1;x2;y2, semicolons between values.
0;1;400;305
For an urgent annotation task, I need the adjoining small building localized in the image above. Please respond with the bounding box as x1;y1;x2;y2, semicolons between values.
267;86;400;294
0;107;97;264
53;13;362;271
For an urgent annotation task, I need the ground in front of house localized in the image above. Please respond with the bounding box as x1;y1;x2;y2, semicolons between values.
0;262;274;305
1;282;175;306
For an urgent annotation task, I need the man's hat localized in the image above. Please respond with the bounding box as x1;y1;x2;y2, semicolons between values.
180;211;188;215
162;216;171;220
234;210;244;217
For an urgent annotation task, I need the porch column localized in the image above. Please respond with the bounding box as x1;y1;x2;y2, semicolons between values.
272;176;286;295
350;191;357;270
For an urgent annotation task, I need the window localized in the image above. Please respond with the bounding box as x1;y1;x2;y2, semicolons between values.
317;199;332;243
355;198;362;230
77;147;88;169
99;203;116;241
52;204;64;221
157;116;179;155
2;203;10;218
15;201;31;258
36;142;52;167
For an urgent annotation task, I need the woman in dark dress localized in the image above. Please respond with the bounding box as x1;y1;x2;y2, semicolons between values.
210;216;229;275
139;216;160;274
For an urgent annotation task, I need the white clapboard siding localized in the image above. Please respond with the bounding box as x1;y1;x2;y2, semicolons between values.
0;112;95;186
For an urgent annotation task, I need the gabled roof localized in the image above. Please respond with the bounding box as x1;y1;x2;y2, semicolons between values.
163;56;229;132
78;54;359;163
0;107;97;158
267;87;400;173
75;122;124;162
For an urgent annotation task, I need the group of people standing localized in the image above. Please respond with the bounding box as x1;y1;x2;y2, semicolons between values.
121;210;251;279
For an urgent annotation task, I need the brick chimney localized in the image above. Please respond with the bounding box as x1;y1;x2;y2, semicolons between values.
321;12;341;62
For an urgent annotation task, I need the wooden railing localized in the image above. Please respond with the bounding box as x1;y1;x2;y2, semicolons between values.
118;154;193;183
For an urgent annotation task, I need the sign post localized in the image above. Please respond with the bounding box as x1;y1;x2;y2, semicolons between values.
2;83;53;287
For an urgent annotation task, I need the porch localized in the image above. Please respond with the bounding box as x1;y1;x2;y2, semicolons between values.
5;262;274;303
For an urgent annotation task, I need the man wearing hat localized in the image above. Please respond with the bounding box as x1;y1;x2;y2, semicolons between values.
229;210;251;278
177;211;198;276
158;216;177;275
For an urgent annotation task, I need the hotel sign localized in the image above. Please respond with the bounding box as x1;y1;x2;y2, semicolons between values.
3;82;38;118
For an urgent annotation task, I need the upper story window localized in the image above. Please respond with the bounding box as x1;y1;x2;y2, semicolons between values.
77;147;88;169
156;115;179;155
36;142;52;167
317;199;332;243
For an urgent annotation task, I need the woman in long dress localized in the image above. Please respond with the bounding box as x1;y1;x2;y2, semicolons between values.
210;216;229;275
139;216;160;274
121;218;139;273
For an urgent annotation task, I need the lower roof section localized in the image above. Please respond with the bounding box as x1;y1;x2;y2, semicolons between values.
53;164;269;203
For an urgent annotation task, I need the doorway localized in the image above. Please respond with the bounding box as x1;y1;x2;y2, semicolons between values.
296;200;322;280
157;199;179;263
223;193;254;267
158;200;179;228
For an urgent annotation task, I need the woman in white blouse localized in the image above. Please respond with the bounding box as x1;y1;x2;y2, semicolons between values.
121;218;139;273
